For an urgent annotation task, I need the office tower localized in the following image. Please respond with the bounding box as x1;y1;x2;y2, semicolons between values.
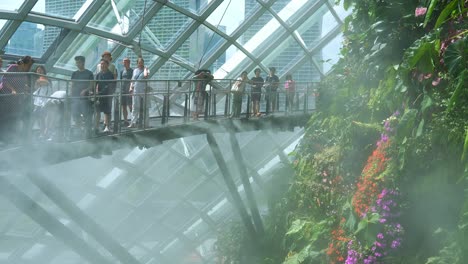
244;0;322;82
43;0;87;52
6;22;43;57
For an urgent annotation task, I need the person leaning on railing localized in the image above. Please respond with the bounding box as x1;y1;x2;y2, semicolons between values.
0;55;35;143
32;65;54;139
230;71;248;118
42;90;67;141
191;69;213;120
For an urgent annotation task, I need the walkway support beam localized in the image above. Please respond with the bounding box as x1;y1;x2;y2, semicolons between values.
229;131;265;235
0;174;114;264
205;132;258;241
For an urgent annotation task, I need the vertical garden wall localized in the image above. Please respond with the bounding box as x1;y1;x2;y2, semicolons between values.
215;0;467;263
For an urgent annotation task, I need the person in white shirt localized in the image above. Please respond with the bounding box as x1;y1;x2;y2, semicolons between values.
128;57;150;128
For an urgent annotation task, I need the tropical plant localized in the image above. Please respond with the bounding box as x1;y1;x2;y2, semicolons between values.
215;0;467;263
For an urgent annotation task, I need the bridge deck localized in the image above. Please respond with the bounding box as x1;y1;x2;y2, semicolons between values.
0;112;311;169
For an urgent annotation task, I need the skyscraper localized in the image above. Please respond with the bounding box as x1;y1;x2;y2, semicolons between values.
5;22;43;57
43;0;87;52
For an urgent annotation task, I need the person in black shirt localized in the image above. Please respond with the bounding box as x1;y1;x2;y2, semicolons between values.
120;57;133;126
250;68;264;117
71;56;94;135
94;59;115;133
265;67;279;113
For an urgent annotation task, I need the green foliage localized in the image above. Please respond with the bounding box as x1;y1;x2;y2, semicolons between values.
462;127;468;162
397;109;418;138
424;230;464;264
434;0;463;29
447;69;467;113
354;213;381;245
424;0;439;27
216;1;468;263
285;219;328;244
444;36;467;77
283;244;321;264
408;39;438;73
368;65;404;116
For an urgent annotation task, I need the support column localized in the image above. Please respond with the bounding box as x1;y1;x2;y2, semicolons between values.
205;132;257;241
229;132;265;236
0;175;113;264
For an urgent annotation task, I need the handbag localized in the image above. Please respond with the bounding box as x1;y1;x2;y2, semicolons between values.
231;78;243;93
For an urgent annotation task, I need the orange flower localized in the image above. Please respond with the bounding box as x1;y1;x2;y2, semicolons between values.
327;220;350;263
352;141;390;217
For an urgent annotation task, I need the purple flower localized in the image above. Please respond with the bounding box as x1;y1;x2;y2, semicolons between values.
380;133;389;142
350;188;404;262
384;120;390;129
345;249;360;264
391;240;401;249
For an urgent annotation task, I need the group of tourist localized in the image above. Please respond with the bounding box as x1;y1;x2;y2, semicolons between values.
0;52;151;143
0;52;297;144
70;52;150;135
190;66;296;120
230;67;296;118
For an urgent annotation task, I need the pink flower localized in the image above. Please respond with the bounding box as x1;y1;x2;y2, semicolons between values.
415;7;427;17
432;77;441;86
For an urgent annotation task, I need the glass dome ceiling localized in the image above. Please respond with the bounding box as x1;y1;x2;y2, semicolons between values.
0;0;349;80
0;1;350;263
